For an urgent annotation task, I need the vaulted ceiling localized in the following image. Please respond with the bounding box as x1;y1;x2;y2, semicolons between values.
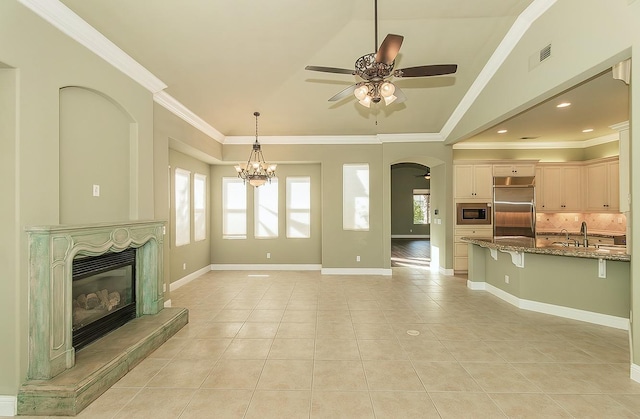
57;0;536;138
48;1;629;145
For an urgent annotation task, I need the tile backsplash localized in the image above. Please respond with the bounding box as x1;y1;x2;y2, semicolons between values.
536;213;626;234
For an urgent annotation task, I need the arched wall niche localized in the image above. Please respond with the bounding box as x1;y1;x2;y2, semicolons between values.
59;86;139;224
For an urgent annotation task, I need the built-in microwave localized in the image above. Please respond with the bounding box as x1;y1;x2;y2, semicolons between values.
456;203;492;225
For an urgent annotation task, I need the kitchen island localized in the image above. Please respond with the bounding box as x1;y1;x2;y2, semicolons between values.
462;236;630;329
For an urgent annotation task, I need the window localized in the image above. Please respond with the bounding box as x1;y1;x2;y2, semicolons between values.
174;168;191;246
286;177;311;238
343;164;369;230
194;173;207;241
413;189;430;224
222;177;246;239
255;179;278;238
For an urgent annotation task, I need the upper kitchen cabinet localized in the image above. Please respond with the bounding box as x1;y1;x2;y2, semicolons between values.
493;162;536;177
454;164;493;200
585;157;619;211
537;164;582;212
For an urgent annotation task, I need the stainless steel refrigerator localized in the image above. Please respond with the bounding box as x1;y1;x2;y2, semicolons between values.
493;176;536;238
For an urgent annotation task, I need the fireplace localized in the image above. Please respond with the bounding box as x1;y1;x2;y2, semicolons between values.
19;221;189;416
72;249;137;350
24;221;167;380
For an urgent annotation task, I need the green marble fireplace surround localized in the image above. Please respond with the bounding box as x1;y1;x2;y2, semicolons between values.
18;221;187;416
25;221;166;380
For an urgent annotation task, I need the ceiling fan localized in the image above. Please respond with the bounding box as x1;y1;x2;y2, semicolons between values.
415;169;431;180
305;0;458;107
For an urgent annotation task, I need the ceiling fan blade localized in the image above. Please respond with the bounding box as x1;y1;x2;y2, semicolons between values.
328;84;358;102
395;64;458;78
375;34;404;64
394;86;407;104
305;65;355;75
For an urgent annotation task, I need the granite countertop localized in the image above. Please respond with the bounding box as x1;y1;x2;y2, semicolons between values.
536;231;625;238
462;236;630;262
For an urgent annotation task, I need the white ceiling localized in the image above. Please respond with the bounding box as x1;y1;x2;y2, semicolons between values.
57;0;536;138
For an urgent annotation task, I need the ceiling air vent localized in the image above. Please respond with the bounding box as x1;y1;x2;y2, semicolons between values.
529;43;552;71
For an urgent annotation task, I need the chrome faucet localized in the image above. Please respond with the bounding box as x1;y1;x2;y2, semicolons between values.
560;228;569;241
580;221;588;247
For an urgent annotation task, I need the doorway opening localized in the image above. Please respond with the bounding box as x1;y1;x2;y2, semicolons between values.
390;163;431;268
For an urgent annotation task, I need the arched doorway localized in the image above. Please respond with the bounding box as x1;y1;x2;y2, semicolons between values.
390;163;431;268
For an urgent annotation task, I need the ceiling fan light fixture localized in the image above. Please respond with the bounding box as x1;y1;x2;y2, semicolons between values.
384;94;397;106
354;85;369;101
359;96;372;108
380;81;395;97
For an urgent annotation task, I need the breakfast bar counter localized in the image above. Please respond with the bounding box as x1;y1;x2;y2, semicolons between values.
462;236;630;329
461;236;630;262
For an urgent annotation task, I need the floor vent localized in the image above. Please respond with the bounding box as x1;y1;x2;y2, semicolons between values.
529;43;552;71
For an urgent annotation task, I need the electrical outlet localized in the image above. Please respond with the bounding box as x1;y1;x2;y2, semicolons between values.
356;256;360;262
182;263;186;270
504;275;510;284
574;216;579;221
92;184;100;197
618;217;623;224
266;252;271;259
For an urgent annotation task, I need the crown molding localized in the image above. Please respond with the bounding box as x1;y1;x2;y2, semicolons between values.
610;121;630;131
153;92;225;143
224;132;444;145
440;0;558;141
377;133;443;143
18;0;167;93
224;135;378;145
453;133;618;150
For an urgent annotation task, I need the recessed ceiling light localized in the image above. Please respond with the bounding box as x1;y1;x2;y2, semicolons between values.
497;129;507;134
556;102;571;108
582;128;594;133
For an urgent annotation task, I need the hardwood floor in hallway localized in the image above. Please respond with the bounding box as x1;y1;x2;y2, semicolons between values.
391;239;430;268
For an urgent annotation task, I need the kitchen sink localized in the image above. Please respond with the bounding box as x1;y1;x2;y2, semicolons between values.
549;241;578;247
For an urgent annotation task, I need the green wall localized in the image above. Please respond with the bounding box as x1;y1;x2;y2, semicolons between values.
1;0;154;397
59;86;132;224
169;150;212;282
391;163;431;236
471;246;630;319
0;67;19;396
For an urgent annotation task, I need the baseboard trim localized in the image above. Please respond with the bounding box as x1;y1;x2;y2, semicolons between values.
631;363;640;384
163;299;172;308
439;267;454;276
467;281;629;330
0;395;17;416
170;265;212;292
391;235;430;239
321;268;393;276
211;264;322;271
466;280;486;291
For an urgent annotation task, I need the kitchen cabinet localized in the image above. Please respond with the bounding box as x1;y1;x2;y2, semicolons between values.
585;159;619;211
454;164;493;200
537;165;581;211
454;226;492;272
493;163;536;177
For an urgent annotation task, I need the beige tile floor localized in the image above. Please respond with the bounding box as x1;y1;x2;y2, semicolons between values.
17;268;640;418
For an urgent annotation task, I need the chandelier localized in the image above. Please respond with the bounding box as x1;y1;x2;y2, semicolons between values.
234;112;277;187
